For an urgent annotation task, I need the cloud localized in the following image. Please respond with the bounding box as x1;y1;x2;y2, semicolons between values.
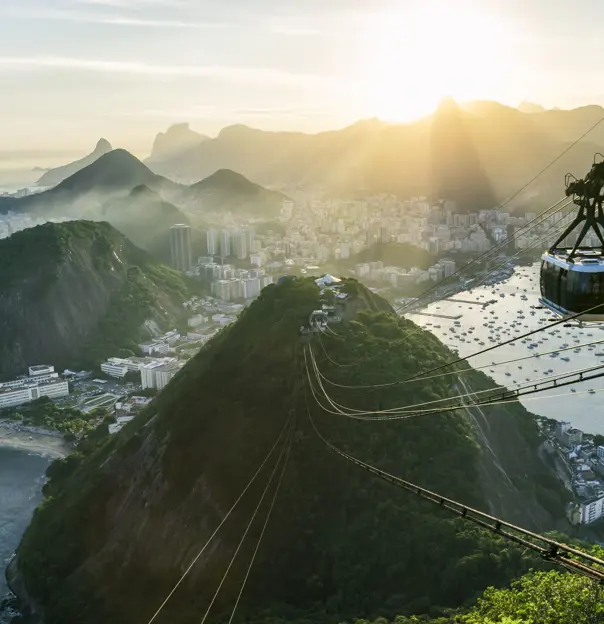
76;0;185;6
2;6;228;28
0;56;323;87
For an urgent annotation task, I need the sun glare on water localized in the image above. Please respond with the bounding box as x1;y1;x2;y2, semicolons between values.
359;2;515;121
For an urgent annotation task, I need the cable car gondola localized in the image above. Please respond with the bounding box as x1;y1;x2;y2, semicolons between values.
540;156;604;322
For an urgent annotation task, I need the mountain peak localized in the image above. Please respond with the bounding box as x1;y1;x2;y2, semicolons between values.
518;101;546;114
55;149;156;193
37;138;114;187
95;138;112;152
148;123;209;162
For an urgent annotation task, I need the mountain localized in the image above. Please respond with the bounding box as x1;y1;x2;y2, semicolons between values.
146;123;209;166
100;184;189;258
518;100;546;114
9;277;572;623
184;168;288;217
146;102;604;211
0;220;187;377
0;149;182;221
36;139;113;187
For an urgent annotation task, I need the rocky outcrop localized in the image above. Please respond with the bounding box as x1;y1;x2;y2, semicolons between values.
6;556;44;623
37;139;112;187
147;123;209;164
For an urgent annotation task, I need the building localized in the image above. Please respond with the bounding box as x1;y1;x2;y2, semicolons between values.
139;341;171;355
170;224;192;272
155;363;182;390
233;230;248;259
206;229;217;255
571;495;604;525
211;279;232;301
0;368;69;409
29;365;54;377
219;230;231;258
100;361;128;378
141;359;182;390
281;200;294;219
562;427;583;447
555;421;571;440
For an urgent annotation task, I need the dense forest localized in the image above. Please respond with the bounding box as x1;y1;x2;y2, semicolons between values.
12;278;603;624
0;220;188;375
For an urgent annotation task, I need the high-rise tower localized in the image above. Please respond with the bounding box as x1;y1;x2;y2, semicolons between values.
170;224;192;272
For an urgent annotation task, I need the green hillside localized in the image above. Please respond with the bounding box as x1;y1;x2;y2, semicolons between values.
0;220;187;375
9;277;590;624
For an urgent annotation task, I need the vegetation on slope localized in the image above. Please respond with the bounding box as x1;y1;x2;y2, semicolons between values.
347;242;436;270
186;168;287;217
13;278;583;624
0;220;188;374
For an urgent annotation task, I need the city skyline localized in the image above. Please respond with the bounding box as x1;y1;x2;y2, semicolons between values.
3;0;604;157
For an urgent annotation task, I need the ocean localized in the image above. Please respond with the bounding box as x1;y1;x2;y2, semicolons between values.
408;262;604;436
0;449;50;622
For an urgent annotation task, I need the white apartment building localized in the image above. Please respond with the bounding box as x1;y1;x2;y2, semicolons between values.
141;359;182;390
0;377;69;409
139;341;171;355
29;365;55;377
100;362;128;379
155;363;182;390
578;495;604;524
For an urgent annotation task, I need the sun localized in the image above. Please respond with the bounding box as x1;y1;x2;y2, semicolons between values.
358;2;514;121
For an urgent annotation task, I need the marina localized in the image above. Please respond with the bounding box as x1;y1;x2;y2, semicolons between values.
407;262;604;436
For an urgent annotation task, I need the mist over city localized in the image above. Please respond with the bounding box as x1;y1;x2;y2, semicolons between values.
2;1;604;623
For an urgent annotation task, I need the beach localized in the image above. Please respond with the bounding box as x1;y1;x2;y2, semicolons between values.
0;420;70;459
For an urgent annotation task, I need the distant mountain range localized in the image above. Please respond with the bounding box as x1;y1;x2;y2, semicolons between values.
8;99;604;223
0;149;287;259
36;138;112;187
146;122;209;165
141;101;604;211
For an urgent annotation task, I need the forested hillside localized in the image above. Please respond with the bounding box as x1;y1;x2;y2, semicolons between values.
0;220;187;375
9;278;599;623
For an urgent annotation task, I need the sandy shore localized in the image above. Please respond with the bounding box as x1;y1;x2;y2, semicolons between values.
0;421;71;459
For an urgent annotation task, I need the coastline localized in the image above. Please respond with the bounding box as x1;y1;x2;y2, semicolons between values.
0;420;70;459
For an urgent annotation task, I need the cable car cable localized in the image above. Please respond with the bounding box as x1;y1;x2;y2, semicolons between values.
308;345;604;419
226;414;295;624
399;302;604;384
306;345;604;418
303;387;604;582
313;331;604;390
145;416;292;624
395;197;572;314
199;419;294;624
306;349;604;425
397;112;604;313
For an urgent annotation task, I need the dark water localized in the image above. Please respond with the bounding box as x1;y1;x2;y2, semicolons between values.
0;449;50;622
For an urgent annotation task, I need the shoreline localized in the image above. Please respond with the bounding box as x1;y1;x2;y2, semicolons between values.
0;420;71;459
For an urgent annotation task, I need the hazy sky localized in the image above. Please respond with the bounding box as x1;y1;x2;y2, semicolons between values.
2;0;604;159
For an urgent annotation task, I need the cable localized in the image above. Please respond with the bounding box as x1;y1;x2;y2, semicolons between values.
305;347;604;421
322;212;574;354
313;333;604;390
400;301;604;385
395;197;572;314
227;413;295;624
145;418;291;624
304;390;604;583
309;345;604;419
199;418;293;624
398;112;604;313
395;207;571;326
310;344;604;414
